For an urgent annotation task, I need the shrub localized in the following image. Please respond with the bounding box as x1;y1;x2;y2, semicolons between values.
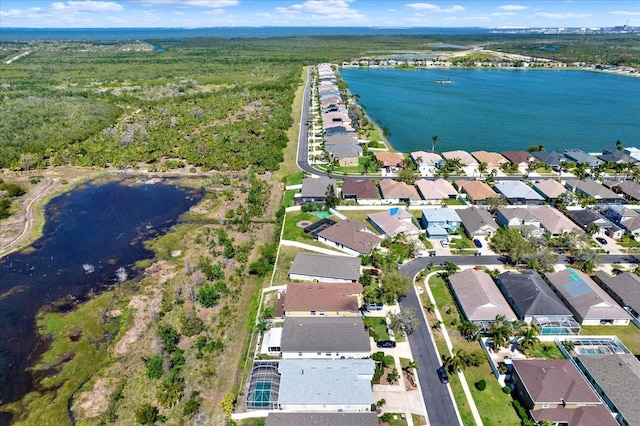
158;324;180;354
221;393;236;418
145;355;164;379
502;386;512;394
135;403;158;425
462;348;489;367
197;284;219;308
475;379;486;391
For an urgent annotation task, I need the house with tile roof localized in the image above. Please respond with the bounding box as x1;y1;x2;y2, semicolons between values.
598;147;637;164
502;150;537;168
532;179;567;201
415;178;458;204
448;268;516;330
378;179;422;205
531;151;566;169
410;151;443;176
471;151;508;168
544;268;630;326
441;150;478;166
594;271;640;327
282;283;362;318
565;179;626;204
456;180;499;205
317;219;382;256
497;270;580;335
457;207;499;237
367;207;421;239
341;179;380;205
325;144;361;167
374;152;405;171
510;359;617;426
288;253;361;283
529;206;579;236
603;179;640;202
265;413;379;426
324;134;359;146
421;207;461;240
563;149;603;168
494;181;545;205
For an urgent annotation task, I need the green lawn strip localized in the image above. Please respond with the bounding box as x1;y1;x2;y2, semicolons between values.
285;171;304;186
363;316;390;341
449;233;474;249
412;413;428;426
466;366;520;426
282;189;295;208
580;324;640;355
524;342;565;359
282;211;317;241
236;418;266;426
618;236;640;248
443;199;464;206
271;245;301;286
382;413;408;425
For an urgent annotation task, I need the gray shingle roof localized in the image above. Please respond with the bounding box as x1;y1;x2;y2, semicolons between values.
532;151;566;167
289;252;361;282
266;413;379;426
301;176;337;198
457;207;499;235
563;149;603;167
280;317;371;353
566;179;624;201
449;268;516;322
494;181;544;202
594;271;640;316
498;270;573;318
318;219;382;254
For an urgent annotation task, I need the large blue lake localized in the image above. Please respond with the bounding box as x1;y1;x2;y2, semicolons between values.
340;68;640;154
0;179;202;408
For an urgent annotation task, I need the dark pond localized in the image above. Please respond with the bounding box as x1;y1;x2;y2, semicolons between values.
0;179;202;410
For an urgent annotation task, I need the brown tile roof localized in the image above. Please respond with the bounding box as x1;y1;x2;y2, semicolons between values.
284;282;362;313
318;219;382;254
533;179;567;199
448;268;516;322
530;405;618;426
441;150;478;166
471;151;508;167
416;178;458;200
379;179;421;200
502;150;537;165
529;206;578;235
374;151;405;167
341;179;379;200
455;180;498;202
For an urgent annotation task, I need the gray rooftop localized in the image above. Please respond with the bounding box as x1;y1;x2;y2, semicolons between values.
594;271;640;315
577;354;640;426
265;413;379;426
289;252;361;282
494;181;544;202
422;207;461;224
457;207;499;235
301;176;337;198
498;270;573;318
532;151;566;167
278;359;374;406
449;268;516;322
563;149;603;168
281;317;371;353
566;179;624;201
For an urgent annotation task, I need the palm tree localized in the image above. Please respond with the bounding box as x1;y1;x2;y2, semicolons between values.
516;325;540;354
458;320;479;342
442;349;468;373
477;162;488;179
490;315;514;349
616;139;623;151
431;135;439;152
386;368;400;384
403;359;420;374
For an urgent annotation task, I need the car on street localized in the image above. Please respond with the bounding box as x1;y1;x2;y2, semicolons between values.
377;340;396;349
437;366;449;384
595;237;607;245
473;239;482;248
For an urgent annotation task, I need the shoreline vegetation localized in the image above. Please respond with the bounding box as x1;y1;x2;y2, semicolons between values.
0;33;639;424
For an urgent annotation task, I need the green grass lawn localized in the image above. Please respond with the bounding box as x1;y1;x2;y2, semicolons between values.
449;234;474;249
580;324;640;355
525;342;565;359
282;189;295;207
363;316;390;341
618;235;640;248
271;246;301;286
282;211;318;241
381;413;408;425
236;418;266;426
285;171;305;186
466;366;520;426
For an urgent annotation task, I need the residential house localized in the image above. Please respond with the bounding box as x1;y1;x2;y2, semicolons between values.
277;359;374;411
410;151;443;176
563;149;603;168
495;207;543;237
324;125;354;137
567;209;623;239
594;271;640;327
441;150;478;167
497;270;580;335
532;179;567;202
265;413;379;426
604;179;640;202
448;268;516;330
282;284;363;318
367;207;421;239
510;359;616;426
599;147;637;165
378;179;422;205
288;252;361;283
606;205;640;237
456;180;499;205
471;151;508;169
493;181;545;205
374;152;405;172
421;207;461;240
322;111;351;130
415;178;458;204
502;150;537;169
317;219;382;256
457;207;499;237
341;179;380;205
296;176;337;205
324;134;360;146
529;206;579;236
531;151;566;170
325;144;362;167
544;268;630;326
565;179;626;204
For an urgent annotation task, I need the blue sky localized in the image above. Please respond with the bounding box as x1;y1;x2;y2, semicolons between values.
1;1;638;28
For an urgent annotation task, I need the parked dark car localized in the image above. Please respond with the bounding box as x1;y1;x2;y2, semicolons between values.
595;237;607;245
612;268;624;275
377;340;396;349
473;239;482;248
437;366;449;384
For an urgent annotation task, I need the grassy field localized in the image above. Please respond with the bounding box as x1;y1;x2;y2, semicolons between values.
580;324;640;355
363;316;391;341
271;245;302;286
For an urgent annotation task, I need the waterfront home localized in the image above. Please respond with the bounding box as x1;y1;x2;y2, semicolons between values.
367;207;421;239
510;359;616;426
322;111;351;130
378;179;422;205
282;282;362;318
324;124;354;137
341;179;380;205
563;149;603;168
624;147;640;161
455;180;499;205
296;176;338;205
599;147;637;164
594;271;640;327
603;179;640;202
374;152;405;172
441;150;478;167
544;268;631;326
457;207;499;237
531;151;566;170
410;151;443;176
532;179;567;202
493;181;545;205
471;151;508;169
495;207;544;237
565;179;626;204
277;359;374;411
317;219;382;256
502;150;537;169
288;252;361;283
325;144;361;167
497;270;579;335
324;134;360;146
528;206;579;236
265;413;379;426
448;268;516;331
415;178;458;204
421;207;462;240
567;209;623;239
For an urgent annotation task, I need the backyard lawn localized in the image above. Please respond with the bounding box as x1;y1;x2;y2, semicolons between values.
580;324;640;355
363;316;390;341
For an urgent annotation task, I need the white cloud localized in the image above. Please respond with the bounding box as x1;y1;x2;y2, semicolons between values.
497;5;528;11
534;12;592;19
132;0;238;7
51;1;123;12
276;0;367;22
388;9;396;13
406;3;464;13
491;12;515;17
608;10;640;16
